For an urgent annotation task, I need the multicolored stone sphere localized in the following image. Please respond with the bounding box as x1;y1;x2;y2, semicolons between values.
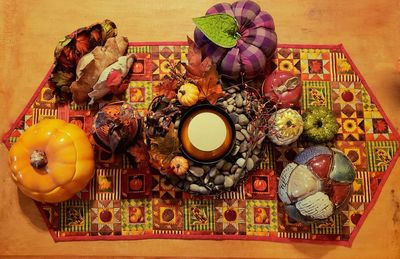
278;146;355;223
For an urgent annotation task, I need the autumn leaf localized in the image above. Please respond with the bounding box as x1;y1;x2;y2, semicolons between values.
184;36;212;78
184;37;224;104
51;70;75;88
90;27;101;42
195;65;224;104
149;124;180;168
153;77;179;99
127;138;149;164
75;33;90;55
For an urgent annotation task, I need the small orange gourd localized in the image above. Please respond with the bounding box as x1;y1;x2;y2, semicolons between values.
177;83;199;106
170;156;189;176
8;119;95;203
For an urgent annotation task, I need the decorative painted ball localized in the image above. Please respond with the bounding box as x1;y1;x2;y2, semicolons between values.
194;0;277;80
267;108;303;146
262;71;302;108
278;146;355;223
92;101;141;153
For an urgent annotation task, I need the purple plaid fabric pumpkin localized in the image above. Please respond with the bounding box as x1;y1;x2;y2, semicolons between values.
194;0;277;80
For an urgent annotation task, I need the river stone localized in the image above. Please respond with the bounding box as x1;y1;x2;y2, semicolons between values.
235;124;242;130
216;160;226;170
246;158;254;171
229;113;239;124
236;158;246;167
189;167;205;177
238;114;249;126
222;171;230;176
236;131;245;141
214;175;225;185
231;165;238;173
190;184;201;192
236;108;244;114
234;170;241;180
235;94;243;107
222;162;233;171
239;142;248;153
235;167;243;175
209;167;218;178
241;129;251;141
227;105;235;113
202;165;211;173
232;145;240;156
224;176;234;188
199;186;209;195
253;148;261;155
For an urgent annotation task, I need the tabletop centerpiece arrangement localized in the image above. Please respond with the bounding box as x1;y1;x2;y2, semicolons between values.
6;0;351;222
4;0;400;245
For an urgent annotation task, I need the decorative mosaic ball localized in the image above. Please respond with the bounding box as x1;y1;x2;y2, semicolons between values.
278;146;355;223
267;108;303;146
262;70;302;109
92;101;141;153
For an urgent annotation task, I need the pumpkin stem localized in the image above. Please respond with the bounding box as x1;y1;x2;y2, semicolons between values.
30;150;48;169
179;90;186;95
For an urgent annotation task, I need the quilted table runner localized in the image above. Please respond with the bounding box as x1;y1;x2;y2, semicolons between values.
3;42;400;246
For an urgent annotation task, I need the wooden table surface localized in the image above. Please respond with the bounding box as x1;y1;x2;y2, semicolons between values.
1;0;400;258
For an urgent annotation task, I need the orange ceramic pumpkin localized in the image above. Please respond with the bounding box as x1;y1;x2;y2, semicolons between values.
8;119;95;203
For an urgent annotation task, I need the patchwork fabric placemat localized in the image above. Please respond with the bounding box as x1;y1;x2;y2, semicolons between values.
3;42;400;246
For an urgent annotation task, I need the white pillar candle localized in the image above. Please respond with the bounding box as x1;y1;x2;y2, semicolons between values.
187;112;227;152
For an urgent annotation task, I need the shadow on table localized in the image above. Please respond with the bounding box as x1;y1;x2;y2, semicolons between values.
17;189;49;232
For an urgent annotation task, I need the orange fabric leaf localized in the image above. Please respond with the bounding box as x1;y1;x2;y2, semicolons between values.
153;77;179;99
184;37;225;104
127;139;149;164
75;33;90;54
